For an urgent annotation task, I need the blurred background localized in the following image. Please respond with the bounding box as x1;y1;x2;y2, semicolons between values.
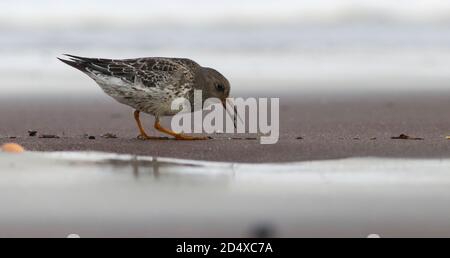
1;0;450;97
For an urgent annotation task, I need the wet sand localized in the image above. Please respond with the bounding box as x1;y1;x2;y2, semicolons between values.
1;92;450;163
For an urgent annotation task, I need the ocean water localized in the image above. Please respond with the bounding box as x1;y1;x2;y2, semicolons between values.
2;0;450;96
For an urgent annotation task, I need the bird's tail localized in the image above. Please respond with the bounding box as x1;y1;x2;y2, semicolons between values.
57;54;110;75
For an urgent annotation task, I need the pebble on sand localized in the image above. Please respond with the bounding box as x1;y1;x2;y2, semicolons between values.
101;133;118;139
391;134;424;140
39;134;60;139
1;143;25;153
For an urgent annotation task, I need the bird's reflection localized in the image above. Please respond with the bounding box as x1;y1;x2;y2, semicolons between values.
95;156;234;184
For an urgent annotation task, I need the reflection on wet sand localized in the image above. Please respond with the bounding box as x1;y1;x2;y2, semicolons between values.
99;156;226;181
2;151;450;237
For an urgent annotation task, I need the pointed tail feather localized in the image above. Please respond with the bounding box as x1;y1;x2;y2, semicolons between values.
63;54;93;61
57;57;87;72
58;54;110;75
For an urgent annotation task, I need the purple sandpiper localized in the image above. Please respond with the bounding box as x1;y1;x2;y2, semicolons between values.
58;54;231;140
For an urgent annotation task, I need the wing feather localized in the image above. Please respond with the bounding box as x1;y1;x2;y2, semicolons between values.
60;55;199;89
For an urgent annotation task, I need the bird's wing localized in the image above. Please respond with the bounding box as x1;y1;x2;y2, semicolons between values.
59;55;198;89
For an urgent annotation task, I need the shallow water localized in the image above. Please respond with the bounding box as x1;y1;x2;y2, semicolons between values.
1;151;450;237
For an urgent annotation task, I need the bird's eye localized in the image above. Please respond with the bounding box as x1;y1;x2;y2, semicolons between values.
216;84;225;91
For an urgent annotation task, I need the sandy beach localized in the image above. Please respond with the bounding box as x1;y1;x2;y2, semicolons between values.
1;92;450;163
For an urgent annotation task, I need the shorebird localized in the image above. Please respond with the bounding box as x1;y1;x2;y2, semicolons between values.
58;54;233;140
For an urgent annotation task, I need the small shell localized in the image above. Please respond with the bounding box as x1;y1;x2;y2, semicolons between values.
1;143;25;153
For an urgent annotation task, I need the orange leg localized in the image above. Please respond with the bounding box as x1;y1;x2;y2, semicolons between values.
154;118;209;140
134;110;161;140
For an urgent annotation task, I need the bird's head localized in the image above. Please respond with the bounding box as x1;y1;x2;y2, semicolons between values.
201;67;230;104
199;67;241;128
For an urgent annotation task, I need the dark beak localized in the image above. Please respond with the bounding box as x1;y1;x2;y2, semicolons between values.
222;99;242;129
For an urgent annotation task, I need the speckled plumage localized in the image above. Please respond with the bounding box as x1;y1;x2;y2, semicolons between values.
58;54;230;118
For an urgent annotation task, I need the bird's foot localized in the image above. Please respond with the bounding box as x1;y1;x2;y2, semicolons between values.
153;120;211;140
174;135;212;141
137;134;167;140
